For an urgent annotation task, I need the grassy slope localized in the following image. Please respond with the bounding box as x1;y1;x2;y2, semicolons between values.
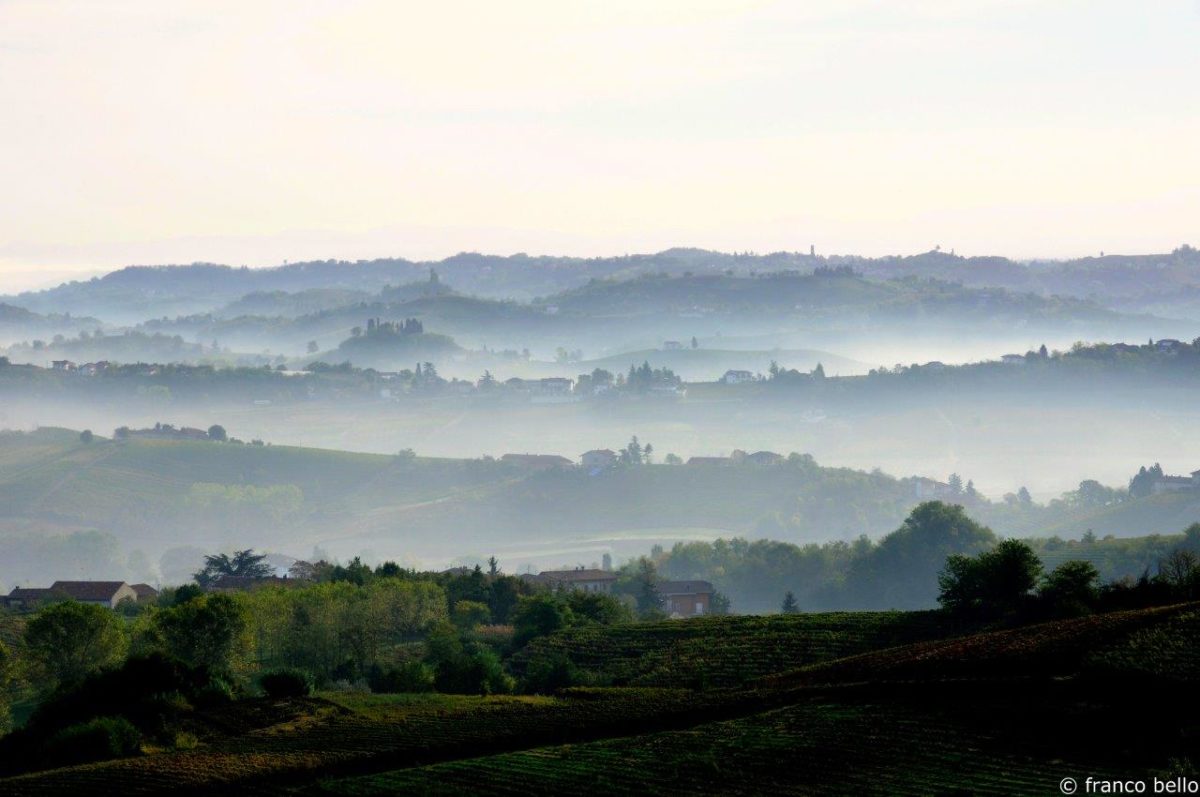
0;429;520;552
1;430;895;552
3;428;1197;564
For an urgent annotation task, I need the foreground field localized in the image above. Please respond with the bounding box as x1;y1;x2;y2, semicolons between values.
315;698;1136;797
2;605;1197;796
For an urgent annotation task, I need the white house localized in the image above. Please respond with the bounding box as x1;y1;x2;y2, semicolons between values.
721;370;754;385
581;449;618;469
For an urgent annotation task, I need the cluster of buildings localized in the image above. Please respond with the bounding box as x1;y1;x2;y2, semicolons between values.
50;360;111;375
524;568;715;618
1150;468;1200;495
686;450;785;466
500;448;787;472
117;422;211;441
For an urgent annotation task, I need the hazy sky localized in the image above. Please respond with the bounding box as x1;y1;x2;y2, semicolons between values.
1;0;1198;285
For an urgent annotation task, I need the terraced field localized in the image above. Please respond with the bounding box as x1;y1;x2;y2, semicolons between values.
512;610;960;687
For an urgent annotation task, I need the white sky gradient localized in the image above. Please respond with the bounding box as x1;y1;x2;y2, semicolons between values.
1;0;1198;284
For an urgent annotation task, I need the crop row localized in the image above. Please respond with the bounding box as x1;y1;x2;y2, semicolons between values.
1086;608;1200;681
512;610;957;686
0;688;778;796
316;699;1133;796
771;603;1196;687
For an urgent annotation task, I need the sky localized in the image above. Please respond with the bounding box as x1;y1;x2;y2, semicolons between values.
1;0;1198;288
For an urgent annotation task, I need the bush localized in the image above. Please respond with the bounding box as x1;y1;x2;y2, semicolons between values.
259;668;313;699
193;674;236;708
434;647;513;696
39;716;140;768
17;654;221;744
522;651;592;694
368;661;435;694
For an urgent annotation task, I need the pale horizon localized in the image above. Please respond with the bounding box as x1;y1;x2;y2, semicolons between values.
2;0;1198;282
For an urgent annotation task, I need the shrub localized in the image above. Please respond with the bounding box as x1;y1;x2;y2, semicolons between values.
522;651;592;694
193;674;236;708
39;716;140;768
18;654;216;742
512;595;573;647
368;661;435;694
259;668;313;699
433;647;513;695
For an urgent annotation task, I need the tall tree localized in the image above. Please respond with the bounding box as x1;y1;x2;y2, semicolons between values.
781;591;799;614
153;593;248;672
633;558;662;618
938;539;1043;617
194;549;273;586
25;602;127;690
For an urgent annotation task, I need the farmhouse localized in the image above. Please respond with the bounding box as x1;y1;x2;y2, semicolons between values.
659;580;714;618
913;477;956;500
686;456;731;466
1000;354;1025;365
131;583;160;602
501;453;575;470
504;378;574;397
720;369;754;385
731;450;784;465
2;587;61;610
4;581;141;609
1150;472;1198;495
50;581;139;607
529;568;618;594
580;449;618;469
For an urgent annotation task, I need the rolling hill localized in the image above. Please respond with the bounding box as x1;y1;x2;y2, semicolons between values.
2;429;1198;594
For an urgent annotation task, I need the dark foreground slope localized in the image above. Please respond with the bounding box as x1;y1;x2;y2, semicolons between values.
2;605;1197;796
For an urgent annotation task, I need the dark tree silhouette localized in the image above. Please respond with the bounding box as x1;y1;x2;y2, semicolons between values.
193;549;273;587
